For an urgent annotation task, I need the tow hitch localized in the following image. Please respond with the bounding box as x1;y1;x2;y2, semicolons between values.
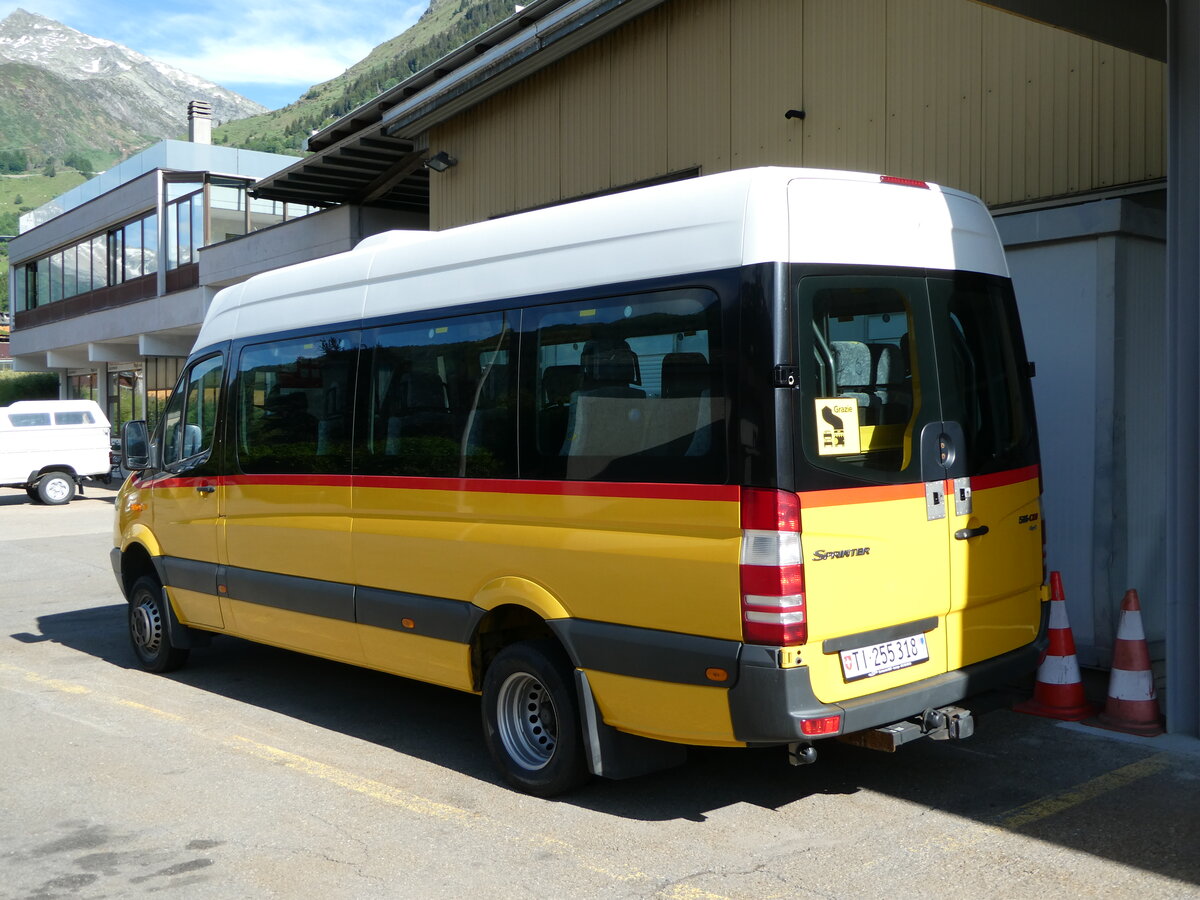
837;705;974;753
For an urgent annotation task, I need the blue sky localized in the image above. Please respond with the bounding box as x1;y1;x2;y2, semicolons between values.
0;0;431;110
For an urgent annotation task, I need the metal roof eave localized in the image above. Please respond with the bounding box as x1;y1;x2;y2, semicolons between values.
378;0;668;141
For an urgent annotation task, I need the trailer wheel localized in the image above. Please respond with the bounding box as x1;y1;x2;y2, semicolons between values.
481;640;589;797
25;486;41;503
37;473;75;505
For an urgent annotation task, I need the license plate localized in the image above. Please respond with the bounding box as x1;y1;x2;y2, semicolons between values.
840;633;929;682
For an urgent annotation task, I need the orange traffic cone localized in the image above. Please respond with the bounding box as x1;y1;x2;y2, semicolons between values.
1088;590;1164;737
1014;571;1095;721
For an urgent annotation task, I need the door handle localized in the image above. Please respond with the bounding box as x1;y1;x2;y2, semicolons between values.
954;525;989;540
196;484;216;494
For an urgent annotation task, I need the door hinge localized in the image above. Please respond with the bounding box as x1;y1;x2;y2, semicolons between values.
925;481;946;521
953;476;972;516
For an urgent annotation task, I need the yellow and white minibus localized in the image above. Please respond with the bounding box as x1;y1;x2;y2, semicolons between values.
113;167;1047;795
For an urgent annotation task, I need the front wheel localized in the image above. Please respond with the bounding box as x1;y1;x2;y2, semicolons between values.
481;640;589;797
37;473;75;505
128;575;190;673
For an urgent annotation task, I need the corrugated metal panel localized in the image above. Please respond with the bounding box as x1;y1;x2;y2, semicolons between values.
511;70;563;213
429;115;474;229
559;41;613;200
666;0;731;174
477;94;518;220
730;0;804;169
429;0;1166;226
802;0;886;174
884;0;983;195
607;7;670;187
1096;46;1166;188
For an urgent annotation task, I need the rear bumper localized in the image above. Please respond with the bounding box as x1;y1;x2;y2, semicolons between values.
728;611;1048;744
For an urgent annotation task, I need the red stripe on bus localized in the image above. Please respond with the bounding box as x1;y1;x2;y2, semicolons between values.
971;465;1040;491
143;473;738;503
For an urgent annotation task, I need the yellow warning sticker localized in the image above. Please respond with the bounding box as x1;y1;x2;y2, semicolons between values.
815;398;860;455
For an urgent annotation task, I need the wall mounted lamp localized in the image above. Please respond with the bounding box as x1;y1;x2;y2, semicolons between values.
424;151;458;172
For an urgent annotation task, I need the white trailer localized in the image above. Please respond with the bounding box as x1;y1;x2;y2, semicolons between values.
0;400;112;504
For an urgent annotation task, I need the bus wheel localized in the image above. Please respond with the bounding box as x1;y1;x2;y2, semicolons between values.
128;575;190;673
37;473;75;505
481;640;589;797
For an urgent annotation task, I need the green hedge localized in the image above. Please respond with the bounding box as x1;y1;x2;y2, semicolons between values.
0;371;60;405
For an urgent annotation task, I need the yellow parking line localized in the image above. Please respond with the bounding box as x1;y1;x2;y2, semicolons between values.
4;661;732;898
228;735;482;824
115;698;185;720
998;753;1171;829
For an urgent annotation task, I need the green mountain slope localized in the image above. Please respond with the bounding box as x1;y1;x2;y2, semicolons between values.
213;0;516;156
0;61;154;167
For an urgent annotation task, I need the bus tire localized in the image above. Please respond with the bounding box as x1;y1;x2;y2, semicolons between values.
128;575;190;673
37;473;75;505
481;640;589;797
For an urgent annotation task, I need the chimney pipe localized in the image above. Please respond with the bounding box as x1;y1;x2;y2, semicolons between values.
188;100;213;144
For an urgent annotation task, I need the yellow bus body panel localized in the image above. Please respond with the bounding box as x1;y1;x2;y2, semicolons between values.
799;485;952;705
224;481;353;585
168;586;225;629
948;471;1043;668
224;598;364;664
353;483;742;640
583;669;742;747
359;625;475;692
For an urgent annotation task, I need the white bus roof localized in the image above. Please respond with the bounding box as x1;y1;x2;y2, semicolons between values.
197;167;1008;350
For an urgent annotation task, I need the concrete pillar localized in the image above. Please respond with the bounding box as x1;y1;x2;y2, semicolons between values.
1166;0;1200;737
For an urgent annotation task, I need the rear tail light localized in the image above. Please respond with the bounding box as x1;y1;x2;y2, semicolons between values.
880;174;930;189
740;488;806;646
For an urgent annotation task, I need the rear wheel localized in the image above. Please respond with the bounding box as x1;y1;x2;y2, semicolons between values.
481;640;589;797
128;575;190;673
36;473;75;505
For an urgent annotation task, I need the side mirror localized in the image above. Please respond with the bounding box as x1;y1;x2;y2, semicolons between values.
122;420;151;470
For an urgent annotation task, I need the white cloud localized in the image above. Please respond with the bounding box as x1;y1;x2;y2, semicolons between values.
3;0;430;90
134;0;429;86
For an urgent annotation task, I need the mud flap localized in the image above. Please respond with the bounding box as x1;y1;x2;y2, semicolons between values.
574;670;687;779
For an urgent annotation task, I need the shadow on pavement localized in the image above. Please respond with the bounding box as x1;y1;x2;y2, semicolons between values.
26;602;1200;886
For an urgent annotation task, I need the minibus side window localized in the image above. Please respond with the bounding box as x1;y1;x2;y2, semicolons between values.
235;334;357;475
526;289;725;483
358;311;515;479
161;355;224;468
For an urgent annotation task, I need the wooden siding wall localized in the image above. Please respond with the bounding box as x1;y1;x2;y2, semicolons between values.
430;0;1165;228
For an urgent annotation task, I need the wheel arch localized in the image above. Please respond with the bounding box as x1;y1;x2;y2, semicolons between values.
117;539;163;602
468;576;573;691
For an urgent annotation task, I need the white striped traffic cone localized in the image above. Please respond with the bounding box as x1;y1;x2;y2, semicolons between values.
1014;571;1095;721
1089;589;1164;737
